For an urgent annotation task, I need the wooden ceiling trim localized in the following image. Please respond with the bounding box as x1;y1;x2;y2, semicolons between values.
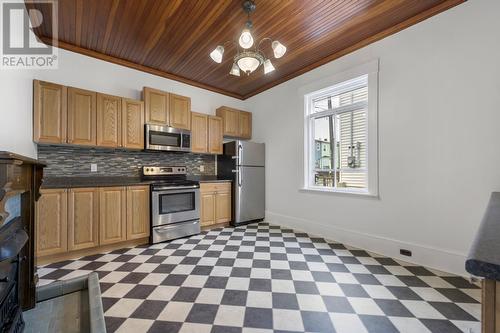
241;0;465;99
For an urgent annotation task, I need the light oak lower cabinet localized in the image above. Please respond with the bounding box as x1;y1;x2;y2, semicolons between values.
68;188;99;251
200;182;231;227
126;186;150;240
36;185;150;262
99;187;127;245
35;189;68;257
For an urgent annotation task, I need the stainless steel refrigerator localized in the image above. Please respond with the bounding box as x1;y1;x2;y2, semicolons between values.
218;141;265;226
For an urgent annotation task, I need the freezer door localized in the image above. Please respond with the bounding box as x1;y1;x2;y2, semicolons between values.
238;141;265;167
235;166;265;223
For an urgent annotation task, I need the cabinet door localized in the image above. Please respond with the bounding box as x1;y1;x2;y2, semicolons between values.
35;189;68;257
68;87;97;146
126;186;150;240
144;87;168;125
208;116;223;154
200;192;216;226
122;98;145;149
191;112;208;153
169;93;191;130
99;187;127;245
33;80;67;144
215;189;231;224
97;93;122;148
239;111;252;139
68;188;99;251
216;107;240;137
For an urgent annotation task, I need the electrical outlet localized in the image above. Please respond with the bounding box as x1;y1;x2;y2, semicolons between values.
200;165;205;172
400;249;412;257
90;163;98;172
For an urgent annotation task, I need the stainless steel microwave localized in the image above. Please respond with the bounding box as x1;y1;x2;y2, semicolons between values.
145;124;191;152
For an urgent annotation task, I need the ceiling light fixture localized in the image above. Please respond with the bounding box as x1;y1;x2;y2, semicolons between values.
209;0;287;76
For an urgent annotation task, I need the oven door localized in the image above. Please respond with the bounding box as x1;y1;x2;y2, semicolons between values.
152;186;200;226
146;124;190;152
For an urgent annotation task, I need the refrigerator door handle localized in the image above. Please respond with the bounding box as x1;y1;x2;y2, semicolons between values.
238;143;243;162
238;167;242;187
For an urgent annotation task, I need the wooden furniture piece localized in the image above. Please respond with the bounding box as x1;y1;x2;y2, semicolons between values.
144;87;191;129
0;152;45;326
216;106;252;139
33;80;145;150
36;185;150;264
67;87;97;146
465;192;500;333
99;187;127;245
191;112;223;154
33;80;67;144
96;93;122;148
122;98;145;149
200;182;231;227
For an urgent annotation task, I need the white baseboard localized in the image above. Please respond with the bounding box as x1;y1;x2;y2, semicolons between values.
265;211;469;277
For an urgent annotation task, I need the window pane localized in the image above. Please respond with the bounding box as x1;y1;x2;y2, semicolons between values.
311;86;368;114
314;171;336;188
314;116;333;170
338;171;367;189
312;97;329;113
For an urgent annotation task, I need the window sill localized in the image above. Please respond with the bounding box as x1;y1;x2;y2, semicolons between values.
299;186;379;199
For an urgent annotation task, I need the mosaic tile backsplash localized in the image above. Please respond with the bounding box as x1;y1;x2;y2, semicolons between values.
38;145;216;177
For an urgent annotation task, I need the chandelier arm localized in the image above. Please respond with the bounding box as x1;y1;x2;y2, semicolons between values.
257;37;272;56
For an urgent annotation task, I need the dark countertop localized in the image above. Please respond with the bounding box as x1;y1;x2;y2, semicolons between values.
466;192;500;280
41;176;232;189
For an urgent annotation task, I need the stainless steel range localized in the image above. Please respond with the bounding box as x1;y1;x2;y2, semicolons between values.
142;166;200;243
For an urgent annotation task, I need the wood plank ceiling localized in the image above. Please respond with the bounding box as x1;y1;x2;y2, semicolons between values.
26;0;464;100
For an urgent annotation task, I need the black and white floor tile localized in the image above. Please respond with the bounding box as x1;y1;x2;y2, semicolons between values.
37;223;481;333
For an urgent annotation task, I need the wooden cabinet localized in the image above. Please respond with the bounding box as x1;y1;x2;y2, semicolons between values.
67;87;97;146
169;93;191;130
216;106;252;139
126;186;150;240
208;116;223;154
191;112;208;153
191;113;223;154
67;188;99;251
99;187;127;245
33;80;67;144
36;185;150;262
239;111;252;139
200;182;231;227
35;189;68;257
122;98;144;149
97;93;122;147
144;87;168;125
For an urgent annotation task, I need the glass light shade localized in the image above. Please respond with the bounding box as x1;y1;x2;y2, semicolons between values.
263;59;275;74
272;41;287;58
210;45;224;63
237;56;260;74
230;63;240;76
238;28;254;49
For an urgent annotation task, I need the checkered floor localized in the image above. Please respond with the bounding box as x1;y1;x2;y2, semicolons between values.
37;223;481;333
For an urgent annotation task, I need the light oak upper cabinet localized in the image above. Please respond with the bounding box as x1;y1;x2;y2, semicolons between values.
239;111;252;140
122;98;144;149
35;189;68;257
216;106;252;139
99;187;127;245
33;80;67;144
169;93;191;130
97;93;122;148
144;87;168;125
200;182;231;227
68;188;99;251
208;116;223;154
67;87;97;146
191;112;208;153
126;186;150;240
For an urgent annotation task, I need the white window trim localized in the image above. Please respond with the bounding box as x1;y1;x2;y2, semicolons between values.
300;60;379;197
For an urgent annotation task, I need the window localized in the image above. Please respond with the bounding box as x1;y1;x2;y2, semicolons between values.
304;63;378;195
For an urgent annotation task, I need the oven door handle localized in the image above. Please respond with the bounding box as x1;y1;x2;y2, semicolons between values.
154;220;199;233
152;185;199;191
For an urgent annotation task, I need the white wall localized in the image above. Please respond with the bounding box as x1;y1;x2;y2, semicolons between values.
246;0;500;276
0;49;246;158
